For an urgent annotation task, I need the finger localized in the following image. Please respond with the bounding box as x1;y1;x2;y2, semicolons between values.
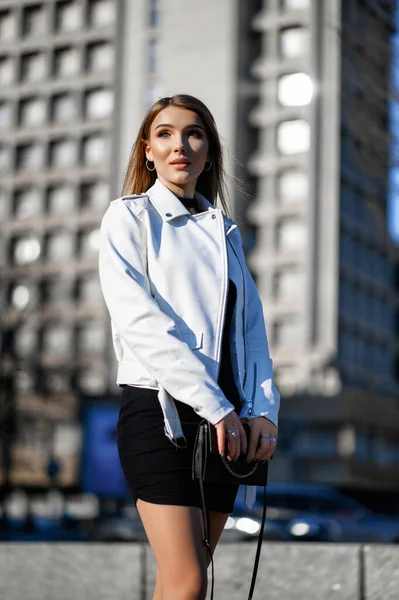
216;424;226;457
247;425;260;462
254;439;272;461
227;428;239;461
239;422;247;455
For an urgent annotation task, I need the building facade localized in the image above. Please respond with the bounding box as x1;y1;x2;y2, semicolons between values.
1;0;398;494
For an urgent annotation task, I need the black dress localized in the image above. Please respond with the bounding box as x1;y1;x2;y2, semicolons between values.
117;279;242;513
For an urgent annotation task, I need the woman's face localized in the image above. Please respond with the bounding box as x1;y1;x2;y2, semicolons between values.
145;106;209;198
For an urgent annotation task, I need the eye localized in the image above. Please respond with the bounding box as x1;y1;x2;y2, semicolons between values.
189;129;203;138
157;130;170;137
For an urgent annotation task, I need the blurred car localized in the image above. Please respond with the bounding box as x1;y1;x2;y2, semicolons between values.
252;483;399;543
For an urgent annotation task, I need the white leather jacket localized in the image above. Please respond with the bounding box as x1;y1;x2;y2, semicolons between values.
99;178;280;443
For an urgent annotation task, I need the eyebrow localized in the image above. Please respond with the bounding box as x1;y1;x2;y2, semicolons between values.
154;123;204;131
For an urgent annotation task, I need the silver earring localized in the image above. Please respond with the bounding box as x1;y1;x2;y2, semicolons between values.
146;159;156;171
204;159;212;172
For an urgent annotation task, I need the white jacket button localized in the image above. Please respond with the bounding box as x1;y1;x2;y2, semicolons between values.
165;212;172;217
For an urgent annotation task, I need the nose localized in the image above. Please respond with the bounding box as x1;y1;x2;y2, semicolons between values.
174;135;186;153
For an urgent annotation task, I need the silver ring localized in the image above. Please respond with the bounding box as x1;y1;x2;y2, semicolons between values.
260;434;276;443
226;428;236;433
227;428;237;437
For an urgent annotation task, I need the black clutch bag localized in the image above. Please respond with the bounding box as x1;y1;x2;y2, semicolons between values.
192;419;269;600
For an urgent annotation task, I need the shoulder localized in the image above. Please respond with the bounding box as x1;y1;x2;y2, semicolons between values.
109;193;149;216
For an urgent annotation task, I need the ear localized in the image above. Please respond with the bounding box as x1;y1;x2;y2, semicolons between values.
144;141;153;162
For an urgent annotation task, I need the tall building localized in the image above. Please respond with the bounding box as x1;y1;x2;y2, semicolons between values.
1;0;398;494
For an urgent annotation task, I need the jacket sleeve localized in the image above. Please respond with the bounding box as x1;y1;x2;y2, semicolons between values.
236;239;280;427
98;200;235;425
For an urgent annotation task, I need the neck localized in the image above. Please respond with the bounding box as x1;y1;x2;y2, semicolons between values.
158;176;196;199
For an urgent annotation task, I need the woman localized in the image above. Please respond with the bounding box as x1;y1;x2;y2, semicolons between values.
99;94;280;600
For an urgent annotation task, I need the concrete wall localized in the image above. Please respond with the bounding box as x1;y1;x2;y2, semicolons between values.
0;542;398;600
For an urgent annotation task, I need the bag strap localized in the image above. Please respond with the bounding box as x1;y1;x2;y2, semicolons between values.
198;478;267;600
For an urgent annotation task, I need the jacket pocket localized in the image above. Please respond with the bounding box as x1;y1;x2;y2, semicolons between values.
181;331;204;350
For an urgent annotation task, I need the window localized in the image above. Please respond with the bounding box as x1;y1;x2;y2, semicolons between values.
0;10;17;41
0;101;11;129
86;41;114;73
85;88;114;119
274;365;299;395
55;1;82;32
77;321;106;354
19;97;47;127
77;368;107;394
22;4;46;38
44;371;70;393
276;219;306;251
42;323;72;355
278;73;313;106
79;228;100;258
0;144;10;174
41;277;70;303
21;52;47;82
12;235;42;266
148;39;157;73
279;27;308;59
13;188;42;218
274;268;303;300
10;282;33;311
47;185;75;214
54;46;80;77
82;134;108;165
80;181;109;210
89;0;117;28
281;0;310;9
46;230;74;261
16;143;44;171
49;139;77;168
76;275;102;302
15;326;37;358
273;315;303;346
277;120;310;154
51;93;76;123
277;169;308;203
0;56;14;86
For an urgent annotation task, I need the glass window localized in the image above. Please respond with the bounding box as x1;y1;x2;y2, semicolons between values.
46;230;74;261
41;277;70;303
0;10;17;41
42;323;72;355
16;143;44;171
10;282;33;311
80;181;109;211
79;228;100;258
12;235;42;266
278;73;313;106
82;134;108;165
19;97;47;127
76;275;102;302
55;1;82;32
22;4;47;38
44;371;70;393
148;39;157;73
0;56;14;86
77;368;107;394
0;144;10;174
51;93;76;123
15;326;37;358
0;101;11;129
54;46;80;77
273;315;303;346
89;0;117;28
279;27;308;59
274;268;303;300
277;169;308;203
281;0;310;9
13;188;42;218
49;139;77;168
274;365;299;395
21;52;47;82
77;321;106;354
86;41;114;73
47;185;75;214
277;119;310;154
276;219;306;251
85;88;114;119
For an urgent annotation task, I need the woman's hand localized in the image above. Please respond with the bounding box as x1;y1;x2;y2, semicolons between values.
243;417;278;462
214;411;247;461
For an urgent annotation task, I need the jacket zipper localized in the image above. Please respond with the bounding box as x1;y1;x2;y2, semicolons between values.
250;362;258;416
214;213;229;381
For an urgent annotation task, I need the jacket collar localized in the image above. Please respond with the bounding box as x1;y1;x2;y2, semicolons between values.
146;178;215;222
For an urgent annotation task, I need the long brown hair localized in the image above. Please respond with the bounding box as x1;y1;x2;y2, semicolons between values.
121;94;230;215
